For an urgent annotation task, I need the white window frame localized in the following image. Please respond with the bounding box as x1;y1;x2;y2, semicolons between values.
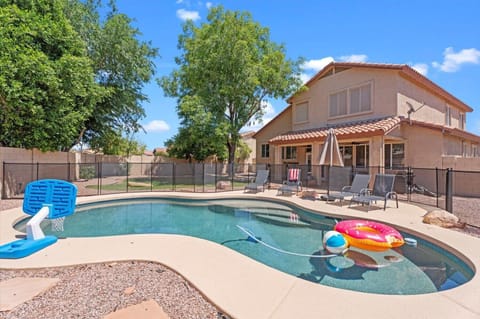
462;141;468;157
282;146;297;160
329;82;372;119
445;105;451;126
459;112;465;130
385;143;405;169
261;144;269;158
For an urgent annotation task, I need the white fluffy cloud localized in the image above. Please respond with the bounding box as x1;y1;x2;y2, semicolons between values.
206;2;213;9
338;54;368;63
144;120;170;132
300;54;368;83
411;63;429;75
176;9;200;21
302;57;334;72
432;47;480;72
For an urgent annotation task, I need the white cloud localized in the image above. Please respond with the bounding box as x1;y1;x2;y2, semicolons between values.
411;63;429;76
302;57;334;72
432;47;480;72
176;9;200;21
300;73;311;84
338;54;368;63
144;120;170;132
206;2;213;9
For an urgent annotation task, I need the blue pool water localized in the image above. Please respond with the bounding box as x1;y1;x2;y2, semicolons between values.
15;198;474;295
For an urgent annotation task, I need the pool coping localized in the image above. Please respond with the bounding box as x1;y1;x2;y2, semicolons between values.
1;191;479;319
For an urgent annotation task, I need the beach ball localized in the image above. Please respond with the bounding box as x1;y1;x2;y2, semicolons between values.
323;230;348;254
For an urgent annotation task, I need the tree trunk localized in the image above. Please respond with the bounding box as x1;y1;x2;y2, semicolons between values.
227;140;236;164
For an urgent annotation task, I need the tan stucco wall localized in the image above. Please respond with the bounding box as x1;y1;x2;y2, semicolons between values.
396;77;465;129
400;125;444;167
255;107;292;165
290;68;398;131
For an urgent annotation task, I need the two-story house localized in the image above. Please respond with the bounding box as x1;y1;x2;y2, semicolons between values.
254;62;480;184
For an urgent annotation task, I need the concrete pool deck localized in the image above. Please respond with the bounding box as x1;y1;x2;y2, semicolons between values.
0;191;479;319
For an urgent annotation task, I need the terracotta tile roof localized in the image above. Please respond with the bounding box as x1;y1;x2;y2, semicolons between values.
269;116;402;144
406;119;480;143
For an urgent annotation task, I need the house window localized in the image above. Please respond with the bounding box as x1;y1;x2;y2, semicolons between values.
340;145;353;167
355;144;369;167
445;106;451;126
462;141;468;157
295;102;309;123
350;84;371;114
459;113;465;130
329;90;347;117
473;145;478;157
329;83;372;118
385;143;405;169
281;146;297;160
261;144;270;158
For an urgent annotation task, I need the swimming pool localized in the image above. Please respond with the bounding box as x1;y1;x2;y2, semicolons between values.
15;197;474;295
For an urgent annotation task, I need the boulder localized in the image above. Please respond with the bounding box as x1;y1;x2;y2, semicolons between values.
423;210;465;228
301;190;317;200
216;181;231;190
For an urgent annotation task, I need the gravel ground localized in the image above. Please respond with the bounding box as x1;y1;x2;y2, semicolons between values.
0;196;478;318
0;261;228;319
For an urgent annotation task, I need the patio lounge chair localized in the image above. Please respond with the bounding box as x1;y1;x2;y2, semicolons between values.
244;169;269;193
349;174;398;211
326;174;370;204
277;168;302;196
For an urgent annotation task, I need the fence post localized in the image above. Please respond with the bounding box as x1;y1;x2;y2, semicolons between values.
435;167;439;208
231;163;234;191
126;162;129;193
97;161;101;195
150;163;153;192
202;163;205;193
445;168;453;213
173;163;176;191
1;162;5;199
193;163;196;192
215;162;217;192
36;162;39;180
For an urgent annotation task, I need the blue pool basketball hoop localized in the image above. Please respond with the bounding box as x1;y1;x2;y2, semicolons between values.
0;179;77;259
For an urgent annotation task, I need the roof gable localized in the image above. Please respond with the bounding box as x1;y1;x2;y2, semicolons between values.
290;62;473;113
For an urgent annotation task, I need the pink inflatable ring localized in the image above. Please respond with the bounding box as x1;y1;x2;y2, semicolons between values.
334;220;404;252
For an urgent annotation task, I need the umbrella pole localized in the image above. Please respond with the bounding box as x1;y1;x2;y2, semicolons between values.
327;165;330;196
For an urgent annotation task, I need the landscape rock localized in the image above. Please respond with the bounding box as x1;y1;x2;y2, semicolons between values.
423;210;465;228
216;181;231;190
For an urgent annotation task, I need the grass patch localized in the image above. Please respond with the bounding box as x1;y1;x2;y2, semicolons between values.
85;177;248;191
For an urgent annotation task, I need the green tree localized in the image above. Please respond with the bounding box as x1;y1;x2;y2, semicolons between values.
235;139;252;163
160;5;303;163
0;0;157;153
64;0;158;153
0;0;103;151
165;96;227;162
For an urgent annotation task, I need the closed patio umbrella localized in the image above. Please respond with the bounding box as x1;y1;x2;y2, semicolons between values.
319;128;344;197
319;128;344;167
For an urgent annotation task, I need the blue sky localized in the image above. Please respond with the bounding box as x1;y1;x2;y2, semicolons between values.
113;0;480;150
